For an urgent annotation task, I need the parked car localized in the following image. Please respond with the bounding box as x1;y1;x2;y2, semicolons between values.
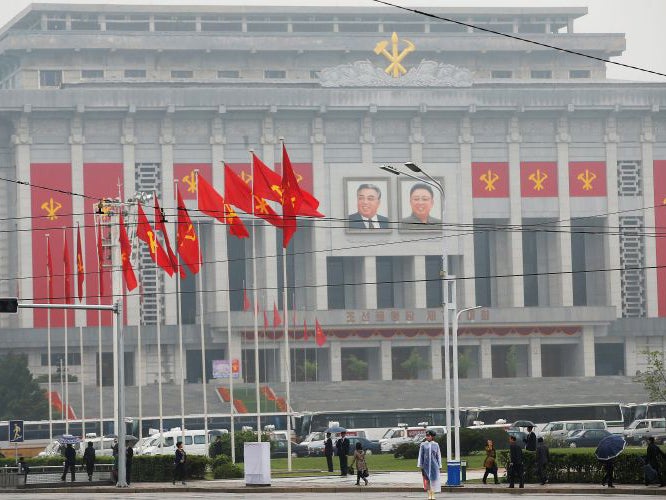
623;419;666;445
539;420;607;440
309;436;381;456
565;429;612;448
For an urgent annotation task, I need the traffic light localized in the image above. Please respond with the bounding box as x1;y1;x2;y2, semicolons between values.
0;298;18;313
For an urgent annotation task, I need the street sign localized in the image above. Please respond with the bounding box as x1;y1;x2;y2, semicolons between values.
0;298;18;314
9;420;24;443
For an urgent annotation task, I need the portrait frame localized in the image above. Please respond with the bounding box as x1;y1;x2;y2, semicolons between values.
398;177;444;233
344;177;392;233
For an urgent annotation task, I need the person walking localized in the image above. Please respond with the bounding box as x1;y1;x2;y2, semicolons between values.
601;457;615;488
83;441;96;481
126;442;134;486
646;436;666;487
173;441;187;485
210;435;224;459
536;437;550;485
508;435;524;488
350;441;369;486
482;439;499;484
335;431;350;477
61;443;77;482
524;426;537;452
324;432;334;473
418;429;441;500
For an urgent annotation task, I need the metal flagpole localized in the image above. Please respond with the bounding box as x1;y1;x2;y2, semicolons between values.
174;180;186;442
63;228;70;434
249;153;262;440
94;215;104;449
154;191;164;453
282;246;292;471
226;279;236;463
80;325;85;438
136;243;143;441
46;233;53;442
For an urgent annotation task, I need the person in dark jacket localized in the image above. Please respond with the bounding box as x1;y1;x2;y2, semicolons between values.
524;426;537;452
482;439;499;484
126;443;134;486
335;432;350;476
61;443;77;482
508;435;524;488
83;441;96;481
210;436;224;459
324;432;334;473
536;437;549;485
646;437;666;487
173;441;187;485
602;457;615;488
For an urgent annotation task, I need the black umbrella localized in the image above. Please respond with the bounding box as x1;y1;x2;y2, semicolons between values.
326;425;347;433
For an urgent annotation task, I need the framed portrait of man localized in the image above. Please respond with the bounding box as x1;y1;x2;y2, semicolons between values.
398;178;443;232
345;178;392;232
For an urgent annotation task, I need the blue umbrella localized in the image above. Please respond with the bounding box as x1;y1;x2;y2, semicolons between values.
326;425;347;433
57;434;81;445
595;434;626;461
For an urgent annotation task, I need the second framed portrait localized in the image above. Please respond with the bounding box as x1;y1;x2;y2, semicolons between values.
345;178;392;232
398;178;443;232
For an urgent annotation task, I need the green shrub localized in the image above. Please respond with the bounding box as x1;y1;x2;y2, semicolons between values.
130;454;208;482
0;456;114;467
433;427;511;458
211;455;243;478
216;431;271;462
394;442;420;459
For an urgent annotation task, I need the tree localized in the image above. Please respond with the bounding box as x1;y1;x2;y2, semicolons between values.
344;354;368;380
400;348;431;380
0;353;49;420
634;349;666;401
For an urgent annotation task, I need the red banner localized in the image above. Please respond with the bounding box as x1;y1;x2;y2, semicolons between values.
83;163;124;326
654;160;666;316
30;163;73;328
173;163;213;200
226;162;314;193
471;162;509;198
569;161;607;197
520;162;558;197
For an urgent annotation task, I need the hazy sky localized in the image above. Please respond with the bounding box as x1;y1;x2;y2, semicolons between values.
1;0;664;81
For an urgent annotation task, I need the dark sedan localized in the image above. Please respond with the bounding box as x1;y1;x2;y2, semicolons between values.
565;429;612;448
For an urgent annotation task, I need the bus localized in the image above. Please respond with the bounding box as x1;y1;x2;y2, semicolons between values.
464;403;625;433
623;402;666;426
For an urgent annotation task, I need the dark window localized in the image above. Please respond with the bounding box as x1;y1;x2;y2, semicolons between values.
425;256;443;308
491;70;512;79
327;257;345;309
81;69;104;79
39;70;62;88
46;19;66;30
264;70;286;79
569;69;591;79
124;69;146;78
522;231;539;307
171;70;193;79
530;70;552;79
376;257;395;308
41;353;81;366
217;70;240;78
474;225;492;307
309;70;320;79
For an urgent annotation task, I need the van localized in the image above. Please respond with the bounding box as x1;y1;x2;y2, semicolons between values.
623;419;666;445
539;420;607;440
379;426;445;453
139;429;209;456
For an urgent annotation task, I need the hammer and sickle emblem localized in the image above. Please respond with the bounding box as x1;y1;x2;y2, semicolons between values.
374;32;416;78
147;230;158;255
77;253;84;273
528;169;548;191
224;203;239;222
41;198;62;221
182;171;197;193
184;224;196;242
240;170;253;185
271;184;284;203
480;169;500;192
576;169;597;191
254;196;270;215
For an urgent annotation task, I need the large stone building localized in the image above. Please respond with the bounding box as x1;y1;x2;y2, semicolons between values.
0;4;665;411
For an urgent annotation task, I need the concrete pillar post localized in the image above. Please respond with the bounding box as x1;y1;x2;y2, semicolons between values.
364;257;377;310
431;338;442;380
604;115;622;317
556;116;573;306
70;111;86;326
330;341;342;382
459;115;476;307
380;340;393;381
529;337;542;377
414;255;427;309
625;337;637;377
507;116;524;307
641;114;658;317
480;339;493;379
261;113;279;309
360;112;375;166
580;327;596;377
311;114;329;311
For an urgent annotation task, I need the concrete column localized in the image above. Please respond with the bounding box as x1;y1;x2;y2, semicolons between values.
409;114;424;166
158;113;177;325
430;338;442;380
604;115;622;317
210;115;229;316
414;255;427;308
625;336;637;377
641;115;658;317
556;116;573;306
480;338;492;379
364;257;377;310
278;341;286;382
507;116;524;307
360;112;375;166
122;115;139;326
529;337;542;377
311;114;329;310
13;112;33;328
459;116;476;307
70;111;86;326
330;341;342;382
380;340;392;381
260;114;279;308
580;327;596;376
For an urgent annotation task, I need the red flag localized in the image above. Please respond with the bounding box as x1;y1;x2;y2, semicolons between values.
303;319;309;341
63;230;73;304
243;288;251;312
96;222;105;297
136;203;174;277
281;144;304;248
273;301;282;327
224;164;282;228
315;318;327;347
76;224;84;302
197;173;249;239
119;213;138;291
46;237;54;303
176;188;200;275
154;196;185;279
263;309;269;331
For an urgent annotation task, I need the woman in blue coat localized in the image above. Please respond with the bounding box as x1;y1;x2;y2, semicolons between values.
417;430;441;500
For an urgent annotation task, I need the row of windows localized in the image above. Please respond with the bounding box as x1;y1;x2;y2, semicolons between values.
491;69;591;79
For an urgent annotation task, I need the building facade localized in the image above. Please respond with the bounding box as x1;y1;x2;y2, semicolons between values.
0;4;665;399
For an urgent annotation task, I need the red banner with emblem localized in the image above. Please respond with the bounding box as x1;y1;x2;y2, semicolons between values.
471;162;509;198
226;162;314;194
30;163;73;328
654;160;666;316
173;163;213;200
520;162;558;197
83;163;124;326
569;161;607;197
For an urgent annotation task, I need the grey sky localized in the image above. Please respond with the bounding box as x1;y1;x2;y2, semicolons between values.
1;0;664;81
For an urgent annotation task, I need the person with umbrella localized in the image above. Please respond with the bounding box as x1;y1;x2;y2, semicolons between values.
646;437;666;487
335;430;350;477
61;443;77;482
595;434;626;488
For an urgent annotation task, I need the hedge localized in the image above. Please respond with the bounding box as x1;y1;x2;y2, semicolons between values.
394;427;513;460
211;455;244;479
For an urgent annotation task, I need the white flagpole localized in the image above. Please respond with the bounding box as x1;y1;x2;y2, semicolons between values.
227;280;236;463
174;180;186;442
94;216;104;449
63;228;70;434
248;153;262;440
136;239;143;441
79;325;85;438
153;192;164;453
282;246;292;471
46;233;53;442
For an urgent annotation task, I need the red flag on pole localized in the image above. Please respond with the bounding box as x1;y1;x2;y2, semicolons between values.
136;202;175;277
224;164;282;228
281;144;305;248
315;318;327;347
63;230;73;304
154;196;185;279
119;213;138;291
243;288;251;312
46;237;54;303
263;309;269;331
176;187;201;275
96;222;105;297
76;224;84;302
273;301;282;327
197;173;249;239
303;319;309;341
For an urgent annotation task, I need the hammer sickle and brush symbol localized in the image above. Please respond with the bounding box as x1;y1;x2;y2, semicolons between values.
529;169;548;191
374;32;415;78
182;170;197;193
577;169;597;191
480;169;499;192
41;197;62;221
147;230;158;256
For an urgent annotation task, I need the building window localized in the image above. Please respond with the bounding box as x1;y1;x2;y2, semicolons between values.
124;69;146;78
264;69;287;79
309;70;320;79
217;70;240;78
41;353;81;366
530;70;552;79
39;70;62;88
425;256;443;308
569;69;591;79
327;257;345;309
491;70;512;79
81;69;104;79
171;70;193;79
